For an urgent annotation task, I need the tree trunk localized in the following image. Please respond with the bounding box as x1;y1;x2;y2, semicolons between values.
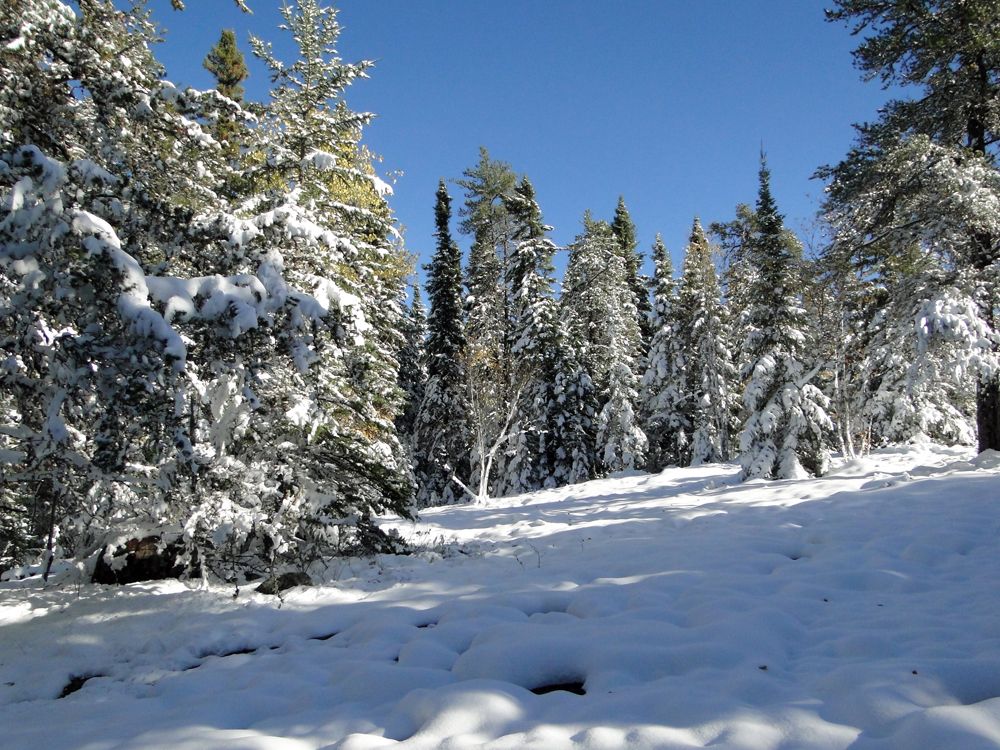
978;379;1000;453
967;51;999;452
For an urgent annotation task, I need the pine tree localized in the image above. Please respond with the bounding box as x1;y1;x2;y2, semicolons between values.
550;345;599;485
458;149;517;385
710;205;758;380
563;213;645;474
823;0;1000;452
0;0;412;577
204;29;249;101
412;182;470;505
641;235;688;470
611;196;653;355
0;0;240;575
739;157;831;480
677;219;736;465
499;177;566;493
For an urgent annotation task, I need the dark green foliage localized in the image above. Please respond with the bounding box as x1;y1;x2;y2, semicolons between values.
412;182;471;505
739;156;830;479
203;29;249;101
202;29;250;101
426;181;467;377
611;196;653;353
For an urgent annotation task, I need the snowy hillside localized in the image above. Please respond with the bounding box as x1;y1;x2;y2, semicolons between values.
2;445;1000;750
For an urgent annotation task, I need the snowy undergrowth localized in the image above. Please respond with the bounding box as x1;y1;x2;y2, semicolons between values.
1;444;999;750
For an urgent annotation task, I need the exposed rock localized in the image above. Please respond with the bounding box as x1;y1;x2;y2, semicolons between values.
256;571;312;595
92;536;192;585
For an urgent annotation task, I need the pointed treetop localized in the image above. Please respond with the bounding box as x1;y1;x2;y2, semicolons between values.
508;176;548;240
756;152;784;234
410;282;425;315
652;233;671;271
650;233;675;299
611;195;638;255
203;28;249;101
434;179;452;240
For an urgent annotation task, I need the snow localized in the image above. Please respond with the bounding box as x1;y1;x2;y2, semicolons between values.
2;444;999;749
72;210;187;365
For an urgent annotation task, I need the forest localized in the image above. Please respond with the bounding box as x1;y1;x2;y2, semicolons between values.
1;0;998;582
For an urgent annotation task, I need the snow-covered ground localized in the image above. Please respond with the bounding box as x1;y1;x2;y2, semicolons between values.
2;444;1000;750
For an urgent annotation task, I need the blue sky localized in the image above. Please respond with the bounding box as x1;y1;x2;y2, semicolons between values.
148;0;889;276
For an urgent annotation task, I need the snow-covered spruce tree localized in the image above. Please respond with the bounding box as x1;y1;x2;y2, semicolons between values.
0;0;243;573
611;196;653;356
823;0;1000;452
549;338;599;485
175;0;414;571
395;283;427;445
739;157;831;480
563;214;646;473
848;250;981;447
677;219;737;465
710;204;759;381
640;234;689;471
1;0;411;577
597;360;648;473
498;177;564;494
412;181;471;506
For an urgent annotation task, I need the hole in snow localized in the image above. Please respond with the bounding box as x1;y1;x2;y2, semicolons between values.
530;681;586;696
199;646;258;659
310;631;339;641
58;673;103;698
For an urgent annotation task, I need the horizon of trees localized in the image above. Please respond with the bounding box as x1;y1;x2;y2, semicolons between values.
1;0;996;579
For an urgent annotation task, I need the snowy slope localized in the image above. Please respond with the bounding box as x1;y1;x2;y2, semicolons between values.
2;445;999;750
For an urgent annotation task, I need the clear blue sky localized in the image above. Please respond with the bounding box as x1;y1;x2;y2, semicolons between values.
147;0;889;276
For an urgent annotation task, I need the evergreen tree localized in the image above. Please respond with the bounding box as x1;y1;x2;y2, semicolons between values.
456;149;519;495
202;28;250;165
677;219;736;465
641;235;688;470
597;360;648;473
850;256;980;447
203;29;249;101
0;0;411;577
822;0;1000;452
412;182;470;505
611;196;653;355
563;214;645;473
739;157;831;480
550;345;599;485
0;0;240;575
498;178;562;493
458;149;517;385
710;205;758;379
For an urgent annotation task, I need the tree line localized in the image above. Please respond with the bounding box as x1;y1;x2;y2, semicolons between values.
0;0;997;578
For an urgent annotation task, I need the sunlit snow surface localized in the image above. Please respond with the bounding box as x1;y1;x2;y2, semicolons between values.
2;445;1000;749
